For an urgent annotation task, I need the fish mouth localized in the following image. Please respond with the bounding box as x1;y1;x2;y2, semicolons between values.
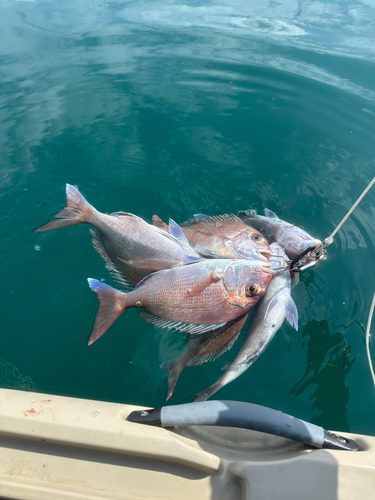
250;249;271;262
259;262;273;274
261;266;274;274
259;249;272;259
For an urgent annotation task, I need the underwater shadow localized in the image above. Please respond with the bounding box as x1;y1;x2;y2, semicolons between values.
289;319;355;432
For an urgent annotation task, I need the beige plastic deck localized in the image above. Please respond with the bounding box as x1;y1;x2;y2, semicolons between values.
0;388;374;500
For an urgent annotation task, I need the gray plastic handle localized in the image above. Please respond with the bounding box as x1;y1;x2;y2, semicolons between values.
127;400;359;451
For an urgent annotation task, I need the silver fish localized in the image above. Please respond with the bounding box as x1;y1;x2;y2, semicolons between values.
34;184;199;286
238;208;321;260
87;258;272;345
193;243;298;402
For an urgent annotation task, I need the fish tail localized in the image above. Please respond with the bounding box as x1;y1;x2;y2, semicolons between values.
87;278;129;346
161;358;183;401
192;381;222;402
33;184;95;232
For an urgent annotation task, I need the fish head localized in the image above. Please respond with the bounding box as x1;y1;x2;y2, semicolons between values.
232;228;272;260
277;226;321;260
223;260;273;309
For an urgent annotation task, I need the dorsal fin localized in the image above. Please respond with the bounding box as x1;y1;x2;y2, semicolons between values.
89;229;134;291
182;213;243;227
138;310;226;335
109;211;136;218
264;208;279;219
152;215;169;231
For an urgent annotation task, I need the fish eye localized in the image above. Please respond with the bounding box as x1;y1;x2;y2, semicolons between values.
251;234;261;241
245;284;259;297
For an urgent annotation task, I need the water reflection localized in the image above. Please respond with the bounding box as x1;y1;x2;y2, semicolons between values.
0;357;36;392
289;319;355;431
0;0;374;434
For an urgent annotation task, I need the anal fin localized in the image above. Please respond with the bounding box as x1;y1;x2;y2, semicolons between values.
138;310;226;335
89;229;134;291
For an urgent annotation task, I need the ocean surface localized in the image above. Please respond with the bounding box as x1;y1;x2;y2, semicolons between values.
1;0;375;436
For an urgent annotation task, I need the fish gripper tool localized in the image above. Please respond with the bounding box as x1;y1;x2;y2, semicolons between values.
290;242;328;273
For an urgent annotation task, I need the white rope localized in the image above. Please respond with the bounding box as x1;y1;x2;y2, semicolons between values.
366;292;375;386
324;177;375;246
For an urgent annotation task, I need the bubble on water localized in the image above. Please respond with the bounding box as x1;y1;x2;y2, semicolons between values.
34;245;41;251
0;358;36;392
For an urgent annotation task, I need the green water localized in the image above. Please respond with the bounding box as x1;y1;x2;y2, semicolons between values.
1;0;375;435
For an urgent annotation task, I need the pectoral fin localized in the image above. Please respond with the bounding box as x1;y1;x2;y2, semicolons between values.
183;268;224;295
182;254;206;263
264;294;280;319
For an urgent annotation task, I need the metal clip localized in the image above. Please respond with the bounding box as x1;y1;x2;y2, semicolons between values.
290;243;327;273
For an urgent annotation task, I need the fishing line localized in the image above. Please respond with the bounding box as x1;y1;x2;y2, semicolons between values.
324;177;375;247
291;177;375;271
366;292;375;386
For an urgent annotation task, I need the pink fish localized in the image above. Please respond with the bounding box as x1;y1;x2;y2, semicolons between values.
87;258;272;345
152;214;271;260
34;184;199;286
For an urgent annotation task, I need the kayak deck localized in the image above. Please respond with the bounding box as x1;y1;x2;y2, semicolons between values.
0;388;374;500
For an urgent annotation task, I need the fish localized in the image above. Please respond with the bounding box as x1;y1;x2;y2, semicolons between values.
152;214;272;260
192;243;298;402
34;184;200;287
87;257;273;346
237;208;321;260
161;314;248;401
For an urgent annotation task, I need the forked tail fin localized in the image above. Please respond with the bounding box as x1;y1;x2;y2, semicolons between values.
161;358;183;401
87;279;129;346
33;184;95;232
